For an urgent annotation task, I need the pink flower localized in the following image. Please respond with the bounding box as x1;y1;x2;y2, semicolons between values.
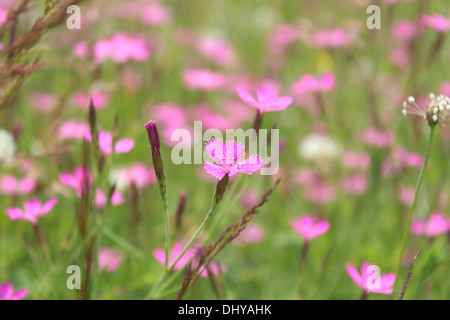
420;13;450;33
290;215;330;241
441;82;450;97
0;175;36;195
183;68;227;91
362;128;394;148
194;105;238;130
390;49;409;67
6;198;58;225
268;24;298;54
392;20;421;43
411;212;449;237
28;92;58;113
384;0;411;3
341;151;371;170
151;103;191;147
195;36;235;66
235;85;293;113
58;120;91;141
59;166;93;197
398;186;414;207
98;131;135;155
94;33;150;63
346;262;395;295
116;163;156;189
199;261;226;278
140;2;172;25
393;147;424;168
343;174;368;195
293;168;320;187
98;248;123;272
291;72;336;95
233;223;265;245
312;28;353;48
0;282;28;300
73;41;88;59
0;8;7;25
95;188;125;209
72;92;110;110
152;241;195;270
203;139;263;180
303;184;337;203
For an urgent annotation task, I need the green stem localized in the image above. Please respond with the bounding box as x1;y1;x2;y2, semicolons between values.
163;194;170;271
394;125;435;295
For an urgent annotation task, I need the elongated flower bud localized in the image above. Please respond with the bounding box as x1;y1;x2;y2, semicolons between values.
145;120;165;183
214;173;229;205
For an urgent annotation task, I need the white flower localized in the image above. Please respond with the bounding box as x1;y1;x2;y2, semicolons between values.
298;133;341;162
0;129;16;162
403;93;450;126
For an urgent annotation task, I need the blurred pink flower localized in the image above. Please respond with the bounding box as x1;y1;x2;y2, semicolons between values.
411;212;449;237
140;1;172;25
117;163;156;189
393;147;424;168
380;160;393;178
440;82;450;97
152;103;190;147
58;120;91;141
95;188;125;209
236;85;293;113
291;72;336;95
183;68;227;91
98;248;123;272
194;105;238;130
73;41;88;59
398;186;414;207
392;20;421;43
343;174;368;195
204;139;263;180
290;215;330;241
72;92;110;110
346;262;395;295
98;131;135;155
420;13;450;33
384;0;411;3
94;33;150;63
0;283;27;300
268;24;298;54
59;166;93;197
390;49;409;67
293;168;320;187
233;223;265;245
195;36;235;66
28;92;58;113
303;184;337;203
0;8;7;25
312;28;353;48
341;151;371;170
240;189;259;208
362;128;394;148
6;198;58;225
152;241;195;270
199;261;226;278
0;175;36;195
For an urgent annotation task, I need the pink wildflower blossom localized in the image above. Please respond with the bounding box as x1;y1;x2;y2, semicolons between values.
0;283;28;300
183;68;227;91
411;212;449;237
140;1;172;25
233;223;265;245
290;215;330;241
6;198;58;225
116;163;156;189
152;241;195;270
58;120;91;141
98;131;135;155
0;8;7;25
0;175;36;195
94;33;150;63
346;262;395;295
59;166;93;197
72;92;110;110
343;174;368;195
341;151;371;170
98;248;123;272
362;128;394;148
420;13;450;33
291;72;336;95
235;85;293;113
312;28;353;48
95;188;125;209
203;139;263;180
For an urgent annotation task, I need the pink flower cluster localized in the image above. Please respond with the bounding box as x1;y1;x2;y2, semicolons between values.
0;283;27;300
94;33;150;63
6;198;58;225
0;175;36;195
411;213;450;238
